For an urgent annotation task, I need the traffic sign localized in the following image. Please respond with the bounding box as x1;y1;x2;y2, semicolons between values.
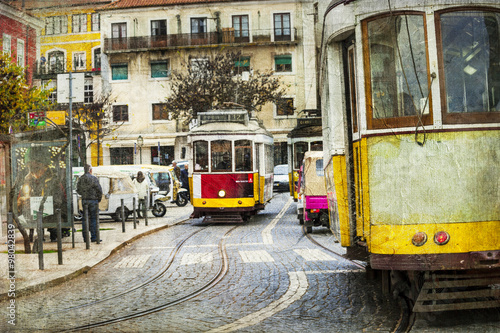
57;73;84;104
28;111;46;127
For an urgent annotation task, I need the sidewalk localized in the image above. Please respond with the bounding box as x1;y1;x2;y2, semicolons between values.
0;204;193;300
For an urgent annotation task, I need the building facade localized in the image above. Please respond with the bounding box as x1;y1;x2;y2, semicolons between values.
99;0;322;166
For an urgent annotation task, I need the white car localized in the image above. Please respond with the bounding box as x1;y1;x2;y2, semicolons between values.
273;164;289;192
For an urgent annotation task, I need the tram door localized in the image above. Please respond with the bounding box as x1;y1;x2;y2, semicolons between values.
342;36;365;241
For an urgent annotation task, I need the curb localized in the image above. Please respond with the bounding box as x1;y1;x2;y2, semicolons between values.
0;218;188;301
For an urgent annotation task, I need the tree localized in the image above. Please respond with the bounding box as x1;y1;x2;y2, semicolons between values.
164;50;291;122
72;93;121;165
0;53;52;134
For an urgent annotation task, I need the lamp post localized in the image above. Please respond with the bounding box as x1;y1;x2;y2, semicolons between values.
137;135;144;164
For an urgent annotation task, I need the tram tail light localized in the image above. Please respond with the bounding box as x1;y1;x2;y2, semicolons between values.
412;232;427;246
434;231;450;245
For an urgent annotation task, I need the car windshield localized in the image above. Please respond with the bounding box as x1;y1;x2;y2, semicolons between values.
274;165;288;175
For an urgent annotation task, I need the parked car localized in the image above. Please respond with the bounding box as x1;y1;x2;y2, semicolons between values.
273;164;289;192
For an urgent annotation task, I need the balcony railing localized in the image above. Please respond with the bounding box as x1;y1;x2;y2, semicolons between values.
104;28;297;53
32;60;101;78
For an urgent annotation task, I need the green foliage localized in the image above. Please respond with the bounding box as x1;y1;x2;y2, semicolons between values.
0;53;52;133
164;50;290;122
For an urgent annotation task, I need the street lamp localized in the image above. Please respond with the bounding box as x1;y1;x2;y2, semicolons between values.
137;135;144;164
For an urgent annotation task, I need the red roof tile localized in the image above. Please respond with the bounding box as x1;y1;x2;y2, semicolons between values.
101;0;248;11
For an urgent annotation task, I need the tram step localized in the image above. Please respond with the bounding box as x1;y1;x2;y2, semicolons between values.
413;271;500;312
202;215;245;224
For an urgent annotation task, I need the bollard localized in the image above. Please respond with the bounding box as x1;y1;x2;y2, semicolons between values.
83;203;90;250
37;211;44;270
96;207;100;245
133;197;137;229
144;195;148;226
121;198;125;232
56;209;63;265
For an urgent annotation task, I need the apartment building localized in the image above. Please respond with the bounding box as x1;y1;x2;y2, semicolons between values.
99;0;321;166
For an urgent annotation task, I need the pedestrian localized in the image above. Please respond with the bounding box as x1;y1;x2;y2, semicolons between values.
171;161;181;203
180;163;189;189
133;171;148;218
76;164;103;242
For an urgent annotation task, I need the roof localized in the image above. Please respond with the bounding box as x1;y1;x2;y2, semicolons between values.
101;0;250;10
8;0;112;11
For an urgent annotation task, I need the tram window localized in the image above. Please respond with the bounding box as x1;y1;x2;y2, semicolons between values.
311;141;323;151
235;140;252;171
438;10;500;123
294;142;308;169
316;159;324;177
364;14;431;129
194;141;209;172
212;140;232;172
265;144;274;174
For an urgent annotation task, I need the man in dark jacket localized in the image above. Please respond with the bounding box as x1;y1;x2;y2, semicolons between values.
76;164;102;242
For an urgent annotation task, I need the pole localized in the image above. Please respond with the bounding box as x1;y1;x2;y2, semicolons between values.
133;197;137;229
121;198;126;232
84;203;90;249
37;211;44;270
56;209;63;265
68;71;75;248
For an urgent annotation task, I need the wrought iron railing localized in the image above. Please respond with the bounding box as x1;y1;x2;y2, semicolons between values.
104;28;297;52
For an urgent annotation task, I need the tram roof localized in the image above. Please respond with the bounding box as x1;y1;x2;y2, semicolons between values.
189;110;272;137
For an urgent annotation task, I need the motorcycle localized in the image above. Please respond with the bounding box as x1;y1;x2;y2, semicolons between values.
176;188;189;207
151;190;168;217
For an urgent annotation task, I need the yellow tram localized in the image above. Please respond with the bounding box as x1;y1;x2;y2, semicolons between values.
187;109;274;223
320;0;500;311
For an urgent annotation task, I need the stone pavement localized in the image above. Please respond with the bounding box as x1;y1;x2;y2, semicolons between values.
0;204;193;300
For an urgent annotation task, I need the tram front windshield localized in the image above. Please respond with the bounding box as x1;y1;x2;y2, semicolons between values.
194;140;253;172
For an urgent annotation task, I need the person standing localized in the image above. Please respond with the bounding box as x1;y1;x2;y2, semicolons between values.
180;163;190;200
76;164;102;242
171;161;181;202
133;171;148;218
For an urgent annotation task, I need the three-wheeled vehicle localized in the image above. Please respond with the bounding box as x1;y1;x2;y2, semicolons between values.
300;151;329;233
73;167;139;222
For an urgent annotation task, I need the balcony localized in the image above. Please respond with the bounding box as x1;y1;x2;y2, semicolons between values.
33;60;101;79
104;28;298;53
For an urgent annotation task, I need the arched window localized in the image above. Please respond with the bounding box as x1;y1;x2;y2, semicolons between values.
48;51;65;73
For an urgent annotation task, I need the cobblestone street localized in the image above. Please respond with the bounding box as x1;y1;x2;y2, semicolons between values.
1;193;499;332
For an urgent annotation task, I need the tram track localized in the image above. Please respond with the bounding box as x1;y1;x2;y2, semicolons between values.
43;225;207;316
59;224;239;332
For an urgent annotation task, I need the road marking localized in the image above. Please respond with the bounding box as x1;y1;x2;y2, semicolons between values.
207;271;308;333
262;197;293;244
239;250;274;263
180;252;214;265
294;249;337;261
113;255;151;268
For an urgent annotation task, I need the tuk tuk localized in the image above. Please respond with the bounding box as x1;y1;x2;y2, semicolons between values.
300;151;329;233
73;167;138;222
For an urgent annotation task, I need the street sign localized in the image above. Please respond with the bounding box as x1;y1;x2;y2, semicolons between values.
28;111;46;127
57;73;84;104
46;110;66;125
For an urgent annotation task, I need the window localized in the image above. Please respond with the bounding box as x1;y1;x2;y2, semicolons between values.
234;56;250;74
212;140;232;172
274;13;291;41
45;16;68;35
151;20;167;36
42;79;57;103
72;14;87;33
191;18;207;34
194;141;209;171
235;140;252;171
112;23;127;39
276;98;294;116
93;48;101;70
113;105;129;122
48;51;65;73
232;15;249;42
2;34;11;54
152;103;169;120
84;77;93;103
16;39;24;67
438;9;500;124
275;55;292;72
91;13;100;31
316;159;324;177
151;60;169;78
111;63;128;80
73;52;86;70
293;142;308;169
364;14;432;129
311;141;323;151
151;146;173;165
110;147;133;165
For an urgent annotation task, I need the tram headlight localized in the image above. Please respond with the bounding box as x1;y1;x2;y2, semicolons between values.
412;232;427;247
218;190;226;198
434;231;450;245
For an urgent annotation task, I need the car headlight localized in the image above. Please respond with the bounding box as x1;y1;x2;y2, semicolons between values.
218;190;226;198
